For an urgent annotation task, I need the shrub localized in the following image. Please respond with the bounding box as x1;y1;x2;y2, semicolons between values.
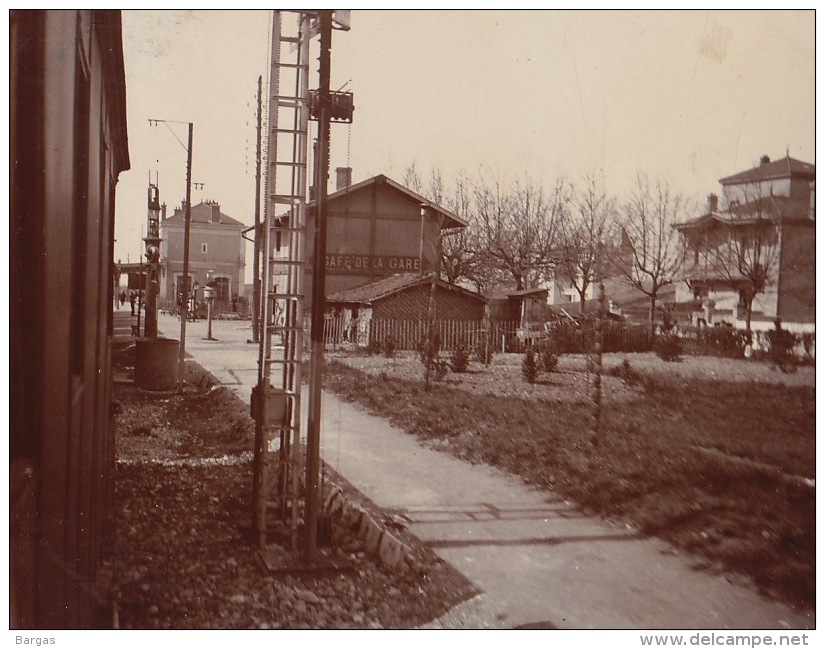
603;323;654;353
382;335;397;358
681;325;747;358
450;345;470;373
475;336;494;365
365;337;383;356
522;350;539;384
551;322;582;354
432;355;449;381
418;332;441;365
767;328;797;373
653;332;683;362
419;333;448;383
704;327;748;358
801;333;814;359
608;359;642;386
536;341;559;373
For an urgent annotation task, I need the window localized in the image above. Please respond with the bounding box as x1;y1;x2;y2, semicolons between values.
201;243;208;254
215;277;231;303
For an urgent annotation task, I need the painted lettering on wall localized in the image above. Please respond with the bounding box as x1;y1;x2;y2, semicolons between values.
324;254;421;274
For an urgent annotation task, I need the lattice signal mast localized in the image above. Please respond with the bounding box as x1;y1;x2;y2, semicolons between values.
251;10;352;558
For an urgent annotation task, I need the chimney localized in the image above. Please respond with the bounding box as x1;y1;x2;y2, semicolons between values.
760;155;771;166
161;202;167;221
336;167;353;191
210;202;220;223
707;193;718;213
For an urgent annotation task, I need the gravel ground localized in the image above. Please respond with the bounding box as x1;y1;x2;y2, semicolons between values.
111;360;477;629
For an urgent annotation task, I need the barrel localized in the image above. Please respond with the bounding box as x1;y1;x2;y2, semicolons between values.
134;337;180;390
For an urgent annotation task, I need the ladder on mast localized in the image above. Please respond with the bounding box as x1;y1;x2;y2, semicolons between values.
252;10;312;550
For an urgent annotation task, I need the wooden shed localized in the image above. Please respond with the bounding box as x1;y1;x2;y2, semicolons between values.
324;273;486;349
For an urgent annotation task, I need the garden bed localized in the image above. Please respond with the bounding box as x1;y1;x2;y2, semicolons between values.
111;360;477;629
324;349;815;611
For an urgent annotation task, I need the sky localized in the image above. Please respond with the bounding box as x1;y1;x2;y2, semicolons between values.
113;8;816;281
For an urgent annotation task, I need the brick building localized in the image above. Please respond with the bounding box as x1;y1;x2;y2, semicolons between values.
160;199;247;309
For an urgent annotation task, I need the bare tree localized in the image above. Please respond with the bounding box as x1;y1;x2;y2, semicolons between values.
474;171;564;291
710;200;781;339
439;172;501;291
618;175;688;328
403;165;487;290
555;175;617;310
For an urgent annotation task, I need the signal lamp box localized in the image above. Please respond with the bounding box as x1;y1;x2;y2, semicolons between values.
251;384;288;424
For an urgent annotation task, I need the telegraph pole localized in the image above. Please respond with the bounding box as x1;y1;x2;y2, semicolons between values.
304;9;333;561
252;75;263;344
178;122;194;389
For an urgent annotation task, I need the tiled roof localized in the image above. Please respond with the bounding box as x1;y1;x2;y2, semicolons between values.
323;174;468;230
719;155;815;186
326;273;484;305
675;195;812;231
162;201;246;228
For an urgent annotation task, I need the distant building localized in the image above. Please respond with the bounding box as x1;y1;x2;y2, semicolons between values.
675;155;815;332
160;200;247;309
486;286;550;324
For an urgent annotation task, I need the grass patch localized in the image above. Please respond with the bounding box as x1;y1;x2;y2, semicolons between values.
323;357;815;610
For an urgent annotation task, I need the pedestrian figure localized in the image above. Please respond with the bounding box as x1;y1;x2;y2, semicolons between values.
129;291;136;316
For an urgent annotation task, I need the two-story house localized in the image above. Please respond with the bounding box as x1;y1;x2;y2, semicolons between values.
271;169;470;313
674;155;815;333
160;199;247;310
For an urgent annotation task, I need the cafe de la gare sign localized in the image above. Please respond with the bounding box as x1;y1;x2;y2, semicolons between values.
322;254;422;274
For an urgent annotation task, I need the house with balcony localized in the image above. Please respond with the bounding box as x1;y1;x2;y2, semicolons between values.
674;155;815;333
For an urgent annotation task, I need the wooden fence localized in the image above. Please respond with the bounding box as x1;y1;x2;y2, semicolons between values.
310;316;522;353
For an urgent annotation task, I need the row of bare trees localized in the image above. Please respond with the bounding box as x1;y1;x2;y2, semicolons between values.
404;166;691;325
403;165;786;340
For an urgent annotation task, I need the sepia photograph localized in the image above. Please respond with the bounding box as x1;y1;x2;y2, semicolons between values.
8;5;816;644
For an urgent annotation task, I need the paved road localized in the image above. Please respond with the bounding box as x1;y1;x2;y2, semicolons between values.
151;314;814;630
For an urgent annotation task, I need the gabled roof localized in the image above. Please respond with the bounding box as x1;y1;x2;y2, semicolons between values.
719;155;815;186
326;273;484;305
504;287;549;299
485;285;548;300
673;212;728;231
162;201;246;228
546;300;624;320
322;174;468;229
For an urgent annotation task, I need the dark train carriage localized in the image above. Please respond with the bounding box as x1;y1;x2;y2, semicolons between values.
10;10;130;628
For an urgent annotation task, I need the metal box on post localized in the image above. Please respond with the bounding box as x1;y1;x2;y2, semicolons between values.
251;383;289;424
